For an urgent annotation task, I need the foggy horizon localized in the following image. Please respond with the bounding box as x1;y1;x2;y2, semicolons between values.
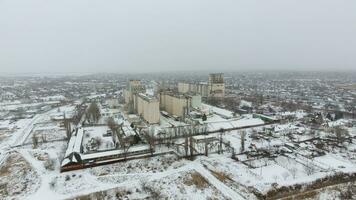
2;68;356;77
1;0;355;75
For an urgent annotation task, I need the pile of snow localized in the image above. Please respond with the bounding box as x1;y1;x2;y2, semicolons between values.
240;100;252;108
327;119;349;128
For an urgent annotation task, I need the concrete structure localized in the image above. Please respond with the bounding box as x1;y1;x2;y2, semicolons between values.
124;80;145;106
159;92;202;118
178;73;224;97
178;82;209;97
124;80;160;124
189;94;202;108
135;94;160;124
177;82;191;94
160;92;191;118
208;73;225;97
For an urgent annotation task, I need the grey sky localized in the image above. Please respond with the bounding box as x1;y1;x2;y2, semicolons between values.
0;0;355;74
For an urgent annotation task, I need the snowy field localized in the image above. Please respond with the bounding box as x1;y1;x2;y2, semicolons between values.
1;103;356;200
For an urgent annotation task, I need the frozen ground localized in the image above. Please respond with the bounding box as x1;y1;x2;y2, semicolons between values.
1;104;356;199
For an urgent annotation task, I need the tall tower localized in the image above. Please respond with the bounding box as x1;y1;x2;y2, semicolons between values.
124;80;145;113
208;73;225;97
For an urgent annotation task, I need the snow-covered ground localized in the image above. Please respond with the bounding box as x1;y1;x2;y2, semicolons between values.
82;126;115;153
1;102;356;200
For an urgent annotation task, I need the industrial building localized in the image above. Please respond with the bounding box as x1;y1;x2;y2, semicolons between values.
124;80;160;124
135;93;160;124
178;82;209;97
123;76;208;123
178;73;225;97
159;91;202;118
208;73;225;97
124;80;145;107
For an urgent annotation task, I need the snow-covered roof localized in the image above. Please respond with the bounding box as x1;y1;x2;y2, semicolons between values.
202;104;234;118
65;134;77;157
206;118;264;132
65;128;84;157
81;144;150;160
74;128;84;153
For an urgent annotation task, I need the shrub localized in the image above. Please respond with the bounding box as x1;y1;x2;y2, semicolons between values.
49;180;56;189
44;159;55;171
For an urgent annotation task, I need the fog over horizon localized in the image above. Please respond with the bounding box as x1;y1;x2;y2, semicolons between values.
1;0;355;75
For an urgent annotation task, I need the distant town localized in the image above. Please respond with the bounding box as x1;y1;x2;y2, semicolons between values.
0;71;355;199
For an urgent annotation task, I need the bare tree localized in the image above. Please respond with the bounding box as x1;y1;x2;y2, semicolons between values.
107;117;118;134
17;107;25;119
121;137;131;160
113;125;131;159
205;139;209;156
304;162;316;176
64;113;72;139
189;136;194;159
202;114;207;122
73;103;86;125
144;129;156;156
44;158;55;171
32;134;38;148
334;127;349;144
339;184;354;199
218;129;224;154
41;134;47;143
290;167;297;179
240;130;246;153
95;137;102;147
231;146;236;159
87;102;101;123
184;137;189;157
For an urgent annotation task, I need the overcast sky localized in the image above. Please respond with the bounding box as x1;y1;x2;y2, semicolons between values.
0;0;355;75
